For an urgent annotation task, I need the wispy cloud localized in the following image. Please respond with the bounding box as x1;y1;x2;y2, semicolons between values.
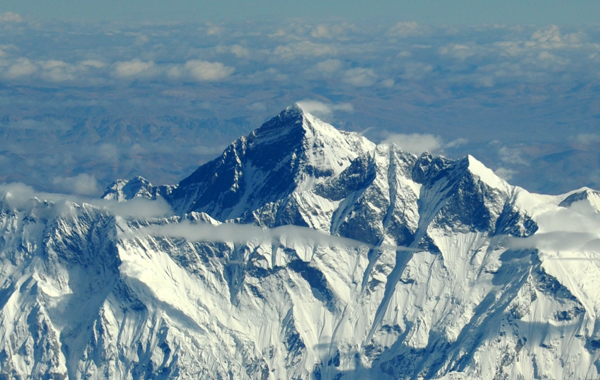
0;183;37;210
216;44;250;58
494;167;517;181
4;58;37;78
506;204;600;252
388;21;428;37
169;60;235;82
0;12;23;22
313;59;342;73
381;133;443;154
53;174;101;196
0;183;173;219
0;181;417;259
101;198;174;219
274;41;337;59
343;67;378;87
572;134;600;146
498;146;528;165
507;231;599;252
122;220;416;252
113;59;156;78
297;100;354;118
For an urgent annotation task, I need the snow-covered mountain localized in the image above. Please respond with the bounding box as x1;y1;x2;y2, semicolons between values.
2;104;600;379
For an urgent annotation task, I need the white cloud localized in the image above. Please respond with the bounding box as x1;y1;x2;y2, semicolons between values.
173;60;235;82
297;100;334;115
216;44;250;58
439;43;475;60
508;231;598;252
0;183;36;210
297;100;353;117
125;220;414;252
388;21;423;37
380;133;468;154
40;60;75;82
274;41;337;59
80;60;106;69
399;61;434;80
381;133;443;154
563;32;585;45
206;26;225;36
531;25;562;44
230;44;250;58
507;205;600;252
247;102;267;112
477;75;496;87
98;144;119;164
4;58;37;78
0;182;174;220
314;59;342;73
135;34;149;46
475;62;524;83
343;67;378;87
311;25;332;39
498;146;528;165
495;167;517;181
239;68;288;84
445;138;469;149
2;57;105;83
537;206;600;235
0;12;23;22
53;174;101;196
113;59;156;78
268;28;287;38
381;78;395;88
535;51;570;67
166;66;183;79
573;133;600;145
100;197;173;219
333;103;354;112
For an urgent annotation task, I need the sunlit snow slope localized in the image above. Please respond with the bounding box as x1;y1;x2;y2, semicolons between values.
2;104;600;379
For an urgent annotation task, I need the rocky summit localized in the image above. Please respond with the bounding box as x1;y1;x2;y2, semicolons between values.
2;104;600;379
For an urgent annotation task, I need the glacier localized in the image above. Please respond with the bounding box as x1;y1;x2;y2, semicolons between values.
2;104;600;379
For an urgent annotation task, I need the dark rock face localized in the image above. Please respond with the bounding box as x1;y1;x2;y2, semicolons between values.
559;188;600;208
166;104;372;221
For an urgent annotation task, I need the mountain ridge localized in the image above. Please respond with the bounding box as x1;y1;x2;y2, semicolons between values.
2;105;599;379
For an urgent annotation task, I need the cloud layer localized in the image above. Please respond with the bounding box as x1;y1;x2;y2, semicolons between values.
2;19;597;95
126;221;377;249
1;17;599;194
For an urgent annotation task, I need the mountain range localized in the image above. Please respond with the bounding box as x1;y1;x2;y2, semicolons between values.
1;104;600;379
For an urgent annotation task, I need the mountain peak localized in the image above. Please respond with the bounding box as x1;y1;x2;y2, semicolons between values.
287;102;305;115
466;154;509;190
559;187;600;212
9;104;600;380
103;176;176;202
255;103;306;132
256;103;328;137
169;105;375;219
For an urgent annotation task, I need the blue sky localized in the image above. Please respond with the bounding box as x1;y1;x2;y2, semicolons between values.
2;0;600;24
